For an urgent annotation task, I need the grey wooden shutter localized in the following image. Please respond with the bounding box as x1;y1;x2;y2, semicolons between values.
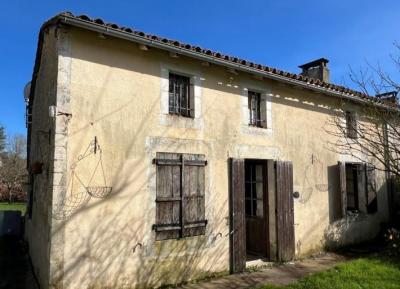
338;162;347;218
366;164;378;213
182;154;206;237
154;153;182;240
275;160;295;262
260;96;267;128
229;158;246;273
357;164;367;213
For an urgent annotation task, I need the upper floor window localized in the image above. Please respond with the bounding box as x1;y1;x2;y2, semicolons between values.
168;73;194;118
241;88;272;134
248;91;263;127
345;111;357;139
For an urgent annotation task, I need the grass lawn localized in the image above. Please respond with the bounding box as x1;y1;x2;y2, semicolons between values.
257;254;400;289
0;202;26;216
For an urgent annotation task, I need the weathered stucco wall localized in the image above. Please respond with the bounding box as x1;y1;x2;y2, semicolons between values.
25;26;59;288
44;27;390;288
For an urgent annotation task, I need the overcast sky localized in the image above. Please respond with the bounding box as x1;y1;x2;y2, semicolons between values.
1;0;399;136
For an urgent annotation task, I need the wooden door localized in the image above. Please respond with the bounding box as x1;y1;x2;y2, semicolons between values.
245;161;268;257
275;160;295;262
229;158;246;273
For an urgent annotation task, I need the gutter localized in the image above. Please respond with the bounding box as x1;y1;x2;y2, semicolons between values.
58;15;376;107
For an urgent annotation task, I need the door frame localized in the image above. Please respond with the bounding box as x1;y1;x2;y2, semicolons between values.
244;159;269;258
229;158;295;272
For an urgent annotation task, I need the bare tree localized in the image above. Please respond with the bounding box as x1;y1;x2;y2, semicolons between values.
326;43;400;179
0;134;27;203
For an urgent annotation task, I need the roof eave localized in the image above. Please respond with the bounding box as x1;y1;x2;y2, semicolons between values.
58;14;383;108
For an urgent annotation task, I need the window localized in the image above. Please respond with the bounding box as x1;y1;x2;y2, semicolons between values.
241;88;272;133
345;164;359;211
248;91;263;127
168;73;194;118
337;162;378;218
345;111;357;139
153;153;207;240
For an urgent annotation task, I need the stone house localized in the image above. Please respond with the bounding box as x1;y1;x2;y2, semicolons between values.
25;12;393;289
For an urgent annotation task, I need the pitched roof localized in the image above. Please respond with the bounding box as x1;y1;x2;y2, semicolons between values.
35;12;386;105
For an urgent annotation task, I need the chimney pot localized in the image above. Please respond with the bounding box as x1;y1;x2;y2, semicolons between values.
298;58;330;83
376;91;398;105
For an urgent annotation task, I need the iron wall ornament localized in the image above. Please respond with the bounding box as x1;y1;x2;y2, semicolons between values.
85;137;112;198
53;137;113;219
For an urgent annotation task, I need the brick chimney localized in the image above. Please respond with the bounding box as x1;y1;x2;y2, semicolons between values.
299;58;330;83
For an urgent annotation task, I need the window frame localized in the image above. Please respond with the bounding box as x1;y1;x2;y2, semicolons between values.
338;161;378;218
248;90;263;127
345;111;357;139
345;163;360;211
241;86;273;134
168;72;194;118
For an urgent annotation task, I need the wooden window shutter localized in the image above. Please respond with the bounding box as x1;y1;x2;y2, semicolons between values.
153;153;207;240
357;164;367;214
259;96;267;128
182;154;206;237
338;161;347;218
366;164;378;214
275;160;295;262
229;158;246;273
154;153;182;240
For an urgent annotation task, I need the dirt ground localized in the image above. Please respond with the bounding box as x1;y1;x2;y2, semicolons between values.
0;236;39;289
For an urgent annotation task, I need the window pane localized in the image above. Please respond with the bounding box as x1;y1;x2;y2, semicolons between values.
245;164;251;180
168;73;191;117
256;183;263;199
252;182;257;199
256;200;263;217
245;182;251;198
248;91;261;126
255;165;263;181
245;199;251;216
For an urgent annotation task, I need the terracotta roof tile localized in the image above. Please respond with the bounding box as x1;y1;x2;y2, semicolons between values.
44;12;386;104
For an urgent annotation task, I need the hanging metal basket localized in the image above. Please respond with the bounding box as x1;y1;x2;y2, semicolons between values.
86;186;113;198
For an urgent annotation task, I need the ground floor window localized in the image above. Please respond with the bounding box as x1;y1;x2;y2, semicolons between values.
338;162;378;217
346;163;359;211
153;152;207;240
